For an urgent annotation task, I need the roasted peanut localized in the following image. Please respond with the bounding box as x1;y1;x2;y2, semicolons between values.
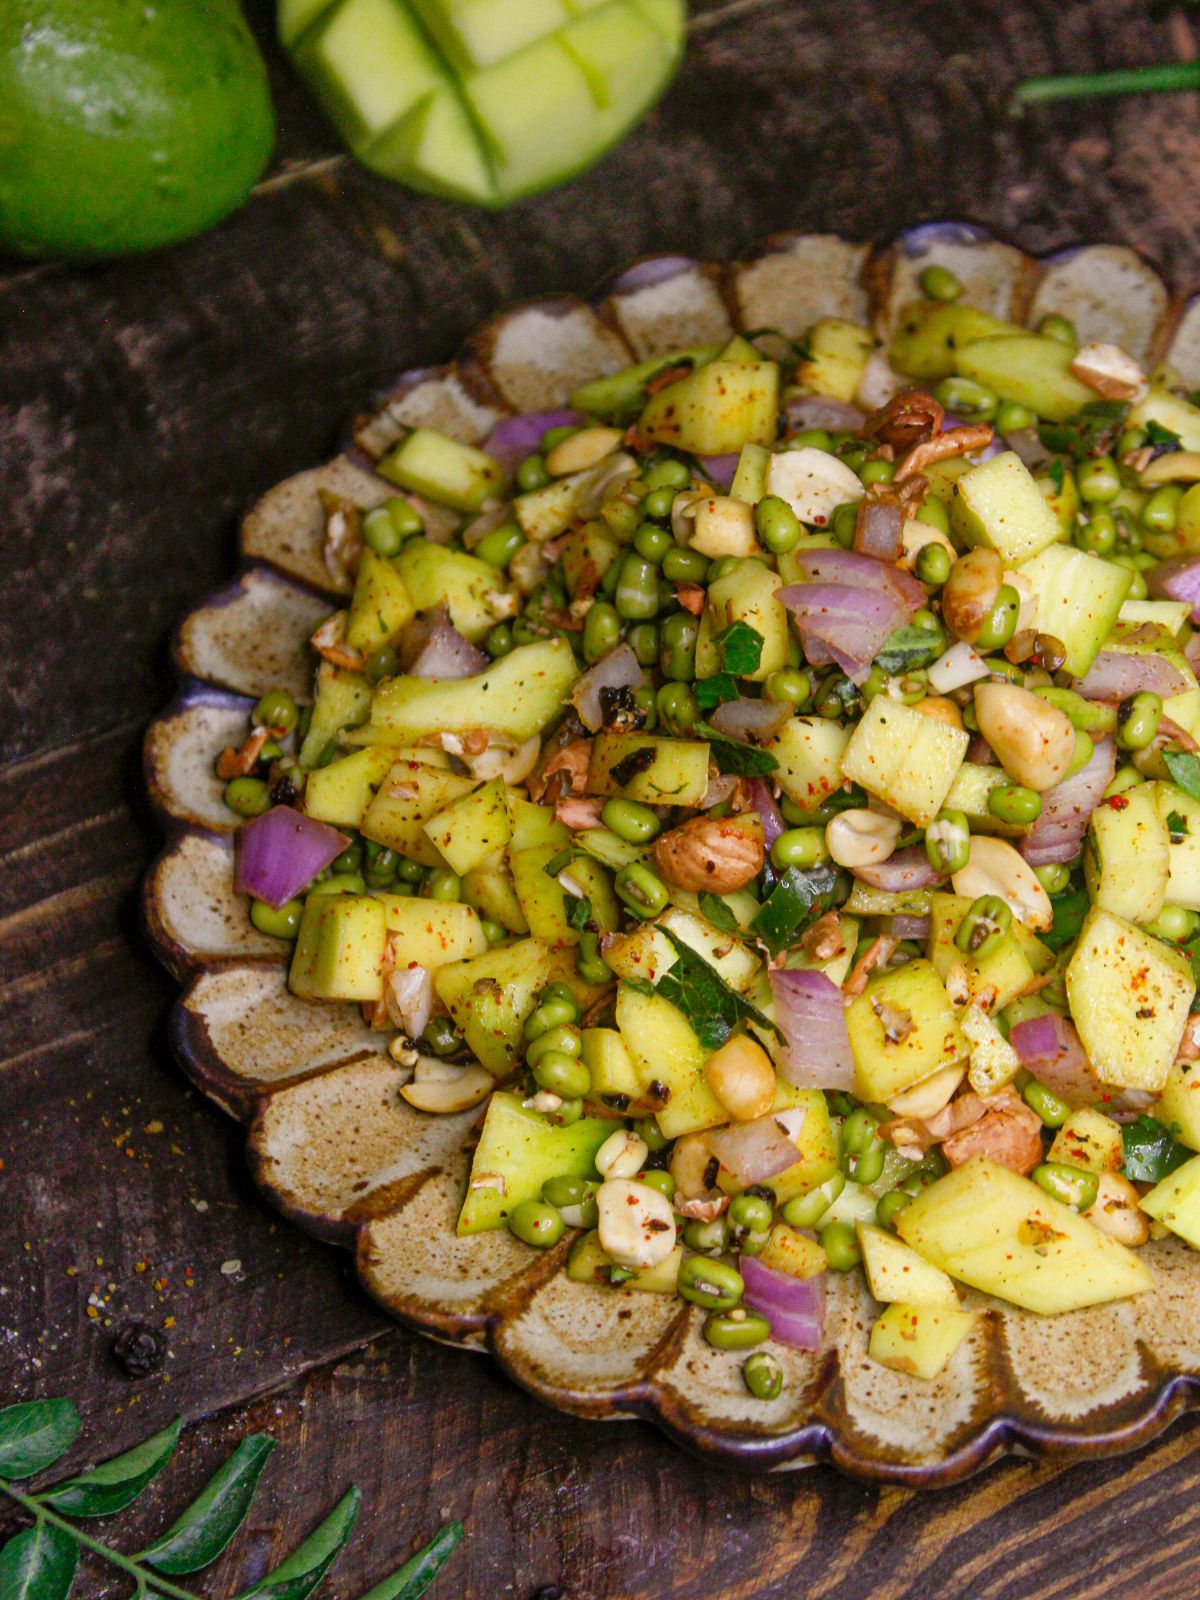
597;1178;678;1268
652;815;764;893
825;808;902;869
704;1035;777;1123
952;835;1053;931
941;548;1004;644
974;681;1075;791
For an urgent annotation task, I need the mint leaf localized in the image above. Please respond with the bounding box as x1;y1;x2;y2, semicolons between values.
1122;1115;1190;1183
1042;883;1089;952
698;891;739;933
1165;752;1200;801
565;895;592;932
750;863;843;957
695;674;738;711
874;624;945;675
1146;419;1182;451
705;735;778;777
1168;809;1190;841
717;621;764;677
656;931;779;1050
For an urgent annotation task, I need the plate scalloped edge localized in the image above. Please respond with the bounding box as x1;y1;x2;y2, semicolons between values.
142;221;1200;1483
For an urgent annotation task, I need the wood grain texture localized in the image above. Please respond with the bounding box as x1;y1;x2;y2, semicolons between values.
7;0;1200;1591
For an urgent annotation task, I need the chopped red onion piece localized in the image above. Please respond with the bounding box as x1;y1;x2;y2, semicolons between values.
569;643;643;732
699;454;739;489
1021;736;1115;868
484;410;584;474
707;1116;800;1186
709;697;793;744
235;806;348;909
927;639;989;694
410;623;487;680
853;499;904;561
748;777;785;849
1073;650;1191;702
778;582;906;685
1149;555;1200;622
742;1254;825;1351
701;772;740;809
785;394;865;433
789;548;926;610
1010;1013;1102;1108
851;845;946;893
769;968;856;1090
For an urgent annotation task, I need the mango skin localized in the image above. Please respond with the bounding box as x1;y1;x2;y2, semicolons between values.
0;0;274;259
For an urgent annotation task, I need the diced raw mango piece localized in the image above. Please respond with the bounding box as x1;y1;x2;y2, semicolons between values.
1140;1153;1200;1248
926;893;1037;1012
361;760;477;865
290;894;387;1002
760;1224;827;1280
435;937;556;1074
960;1002;1021;1097
795;318;873;403
366;638;579;742
345;547;416;652
614;982;725;1138
1065;907;1194;1093
291;0;445;144
857;1223;959;1309
704;560;789;680
846;959;966;1103
766;716;851;813
371;894;487;968
868;1302;977;1380
603;907;759;992
950;451;1063;565
954;334;1095;422
567;1228;683;1292
395;540;514;640
1085;784;1169;926
896;1157;1152;1313
889;301;1024;383
586;732;711;805
716;1090;838;1203
1018;543;1132;679
581;1027;641;1098
840;697;969;827
378;427;504;511
457;1091;612;1234
730;442;771;505
509;797;570;851
409;0;570;71
461;863;528;934
422;776;511;874
1048;1108;1124;1174
640;359;779;455
1156;1060;1200;1151
1154;782;1200;912
298;662;372;769
303;746;399;828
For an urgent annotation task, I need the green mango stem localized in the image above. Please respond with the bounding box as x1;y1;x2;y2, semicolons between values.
1012;61;1200;110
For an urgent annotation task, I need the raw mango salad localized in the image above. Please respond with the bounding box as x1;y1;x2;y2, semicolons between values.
222;271;1200;1392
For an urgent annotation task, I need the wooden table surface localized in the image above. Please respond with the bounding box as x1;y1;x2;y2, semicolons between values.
8;0;1200;1593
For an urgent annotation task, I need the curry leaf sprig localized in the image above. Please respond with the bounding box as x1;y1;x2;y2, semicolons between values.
0;1400;462;1600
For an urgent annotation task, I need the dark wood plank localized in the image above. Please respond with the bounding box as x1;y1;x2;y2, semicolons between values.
8;0;1200;1593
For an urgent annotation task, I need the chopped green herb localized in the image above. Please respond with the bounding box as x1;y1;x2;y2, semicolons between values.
1122;1115;1190;1184
750;862;844;958
1038;401;1128;462
695;674;739;711
702;732;779;777
1146;419;1182;451
1047;458;1065;492
1168;809;1190;842
1165;752;1200;802
717;621;764;677
1042;882;1090;953
874;623;945;675
565;895;593;932
656;930;780;1051
698;891;739;933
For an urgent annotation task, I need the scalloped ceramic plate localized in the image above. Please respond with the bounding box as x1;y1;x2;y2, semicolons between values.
144;225;1200;1483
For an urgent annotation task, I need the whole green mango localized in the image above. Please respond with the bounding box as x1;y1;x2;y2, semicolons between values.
0;0;275;259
